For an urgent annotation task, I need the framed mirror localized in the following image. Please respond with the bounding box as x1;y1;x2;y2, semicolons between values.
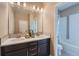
8;2;44;37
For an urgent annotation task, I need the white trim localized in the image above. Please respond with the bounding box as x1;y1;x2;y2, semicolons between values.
55;5;59;56
63;42;79;56
57;2;79;11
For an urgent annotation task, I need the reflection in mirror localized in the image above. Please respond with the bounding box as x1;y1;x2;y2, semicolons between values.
29;12;43;34
14;9;29;34
8;2;44;38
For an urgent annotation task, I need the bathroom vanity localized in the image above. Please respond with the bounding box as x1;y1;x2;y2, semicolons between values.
0;35;50;56
0;3;50;56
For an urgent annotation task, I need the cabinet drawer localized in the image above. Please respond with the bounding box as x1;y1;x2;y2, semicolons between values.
38;38;50;45
28;42;38;56
28;50;38;56
2;43;27;53
4;49;27;56
28;41;37;46
28;46;37;52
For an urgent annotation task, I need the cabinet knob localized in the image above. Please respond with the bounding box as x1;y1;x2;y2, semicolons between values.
31;48;37;51
31;53;37;56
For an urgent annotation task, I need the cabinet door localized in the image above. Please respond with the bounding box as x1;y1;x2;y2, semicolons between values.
28;42;38;56
4;48;27;56
38;44;50;56
38;39;50;45
2;43;27;53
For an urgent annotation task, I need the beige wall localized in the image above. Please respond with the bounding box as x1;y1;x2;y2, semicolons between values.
43;3;56;55
0;2;8;38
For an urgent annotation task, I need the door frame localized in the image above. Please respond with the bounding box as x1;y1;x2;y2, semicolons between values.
55;2;79;56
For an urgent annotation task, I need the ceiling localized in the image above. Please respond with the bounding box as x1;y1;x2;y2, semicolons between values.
57;2;79;11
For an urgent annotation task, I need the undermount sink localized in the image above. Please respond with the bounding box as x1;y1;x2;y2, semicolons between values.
4;37;25;42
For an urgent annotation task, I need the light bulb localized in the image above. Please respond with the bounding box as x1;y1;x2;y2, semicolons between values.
41;8;43;12
23;3;26;7
37;7;39;11
33;5;35;10
17;2;20;6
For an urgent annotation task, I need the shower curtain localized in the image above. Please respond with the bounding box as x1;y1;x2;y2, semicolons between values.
60;13;79;56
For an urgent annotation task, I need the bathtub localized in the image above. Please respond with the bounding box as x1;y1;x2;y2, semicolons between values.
62;42;79;56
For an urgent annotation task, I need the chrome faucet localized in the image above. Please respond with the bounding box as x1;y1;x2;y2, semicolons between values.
29;30;35;38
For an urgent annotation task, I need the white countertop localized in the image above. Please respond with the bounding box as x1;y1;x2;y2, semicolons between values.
0;34;50;47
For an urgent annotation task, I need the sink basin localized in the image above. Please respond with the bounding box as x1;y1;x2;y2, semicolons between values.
5;35;49;42
4;37;25;43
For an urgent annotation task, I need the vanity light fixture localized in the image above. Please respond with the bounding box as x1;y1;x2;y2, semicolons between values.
9;2;44;12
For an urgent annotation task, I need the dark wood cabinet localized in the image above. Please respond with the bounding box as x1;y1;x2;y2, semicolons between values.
4;49;27;56
2;43;27;53
28;48;38;56
38;39;50;56
28;41;38;56
38;44;50;56
1;43;28;56
1;38;50;56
